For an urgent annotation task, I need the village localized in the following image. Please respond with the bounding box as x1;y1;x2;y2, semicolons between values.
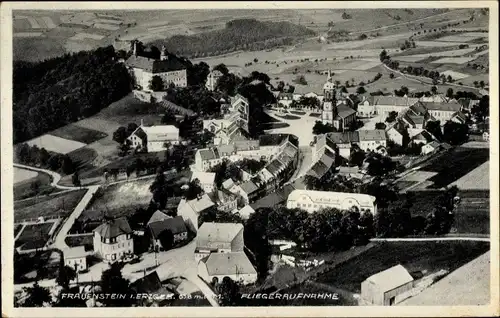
11;7;491;308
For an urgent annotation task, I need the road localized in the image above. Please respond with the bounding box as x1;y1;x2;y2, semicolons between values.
370;236;490;242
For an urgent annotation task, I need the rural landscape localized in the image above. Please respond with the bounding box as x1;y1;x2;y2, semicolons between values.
8;5;493;311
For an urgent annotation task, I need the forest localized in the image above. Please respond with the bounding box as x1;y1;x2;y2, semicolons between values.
149;18;315;58
13;46;133;143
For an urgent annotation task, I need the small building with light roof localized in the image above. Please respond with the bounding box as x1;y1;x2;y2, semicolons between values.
360;264;414;306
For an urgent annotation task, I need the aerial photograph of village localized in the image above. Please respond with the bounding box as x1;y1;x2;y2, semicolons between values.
8;4;492;309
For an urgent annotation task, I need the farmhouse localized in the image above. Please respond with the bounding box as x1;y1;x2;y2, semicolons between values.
126;44;188;91
190;171;216;194
357;96;420;117
148;215;188;251
206;69;223;91
93;217;134;263
63;246;88;272
195;222;244;262
419;101;462;123
198;252;258;285
286;189;377;214
360;264;414;306
127;124;180;152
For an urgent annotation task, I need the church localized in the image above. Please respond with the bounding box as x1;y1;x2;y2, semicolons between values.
321;71;357;131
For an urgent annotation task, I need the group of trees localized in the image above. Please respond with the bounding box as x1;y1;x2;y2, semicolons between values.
14;46;133;143
148;19;314;58
425;120;469;146
15;143;75;175
312;121;336;135
164;85;221;117
289;96;322;110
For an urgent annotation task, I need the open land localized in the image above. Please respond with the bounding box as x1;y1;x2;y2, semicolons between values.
13;169;60;201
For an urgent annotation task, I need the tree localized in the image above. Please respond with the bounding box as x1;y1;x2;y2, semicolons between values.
21;281;52;307
425;120;443;141
39;148;50;166
157;229;174;251
61;155;75;174
149;75;164;91
184;179;204;200
217;277;241;306
56;265;77;290
294;75;308;85
118;140;132;156
385;111;398;123
356;86;366;94
213;63;229;75
443;121;469;145
349;146;366;167
471;95;489;122
479;80;485;88
127;122;138;135
187;61;210;86
100;262;133;306
72;171;81;188
244;208;272;280
375;122;386;130
312;121;335;135
446;88;454;99
112;126;128;144
161;111;178;125
389;73;395;79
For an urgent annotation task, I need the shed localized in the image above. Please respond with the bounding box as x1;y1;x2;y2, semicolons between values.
361;264;414;305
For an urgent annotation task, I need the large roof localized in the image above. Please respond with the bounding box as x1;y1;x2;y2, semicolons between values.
63;246;87;259
197;222;243;250
125;55;187;73
364;264;414;292
148;216;187;239
327;131;360;144
239;180;259;194
336;103;357;119
186;194;216;213
141;125;179;142
201;252;257;276
358;129;387;142
198;149;217;161
371;96;420;107
147;210;172;225
259;134;289;147
94;217;132;239
421;102;462;112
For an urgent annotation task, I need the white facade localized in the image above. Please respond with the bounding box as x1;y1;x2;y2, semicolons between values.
197;252;257;285
287;189;377;215
133;68;187;91
93;232;134;263
206;70;223;91
386;127;404;145
427;110;456;122
128;125;180;153
64;246;88;272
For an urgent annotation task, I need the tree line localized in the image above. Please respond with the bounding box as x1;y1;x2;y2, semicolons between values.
13;46;133;144
15;143;75;175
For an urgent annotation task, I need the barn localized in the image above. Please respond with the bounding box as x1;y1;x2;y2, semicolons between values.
360;264;414;306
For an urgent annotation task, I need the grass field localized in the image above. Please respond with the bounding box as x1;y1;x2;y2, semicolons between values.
25;134;87;154
454;190;489;234
450;161;489;190
14;167;38;184
317;241;490;293
50;124;108;144
14;189;87;222
13;170;58;201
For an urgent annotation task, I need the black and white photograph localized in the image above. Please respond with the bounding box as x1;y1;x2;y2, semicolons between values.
1;1;498;317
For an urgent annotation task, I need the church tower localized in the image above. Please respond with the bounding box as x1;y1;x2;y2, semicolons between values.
322;70;337;125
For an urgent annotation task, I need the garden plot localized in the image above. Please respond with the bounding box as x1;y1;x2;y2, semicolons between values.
25;134;86;154
439;70;471;80
41;16;57;29
414;41;464;47
450;161;489;190
69;32;106;41
93;18;123;25
431;57;477;64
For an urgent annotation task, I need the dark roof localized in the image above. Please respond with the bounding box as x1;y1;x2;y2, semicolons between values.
131;126;148;141
327;131;360;144
148;216;187;239
335;103;357;119
412;130;434;142
250;184;295;210
421;102;462;112
307;161;329;179
453;111;467;122
258;134;288;147
130;271;163;294
199;149;217;161
266;159;285;176
240;180;259;194
126;55;187;73
94;217;132;239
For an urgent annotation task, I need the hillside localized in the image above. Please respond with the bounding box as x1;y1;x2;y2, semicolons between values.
149;18;316;58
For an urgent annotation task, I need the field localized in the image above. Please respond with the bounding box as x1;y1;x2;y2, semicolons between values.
25;134;87;154
454;190;489;234
14;189;87;222
13;169;58;201
49;124;108;144
431;57;477;64
439;70;470;79
316;241;490;294
437;32;488;42
14;167;38;184
450;161;489;190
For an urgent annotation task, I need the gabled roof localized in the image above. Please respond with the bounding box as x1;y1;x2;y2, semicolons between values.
364;264;414;291
130;271;164;294
129;126;148;141
186;194;216;213
197;222;243;250
198;149;217;161
265;159;285;176
412;130;434;142
327;131;360;144
372;96;419;107
336;103;357;119
125;55;187;73
239;180;259;194
201;252;257;276
358;130;387;142
237;205;255;219
259;134;289;147
63;246;87;260
424;141;441;149
307;161;329;179
222;178;235;190
421;102;462;112
148;216;187;239
452;111;467;122
94;217;132;239
147;210;172;225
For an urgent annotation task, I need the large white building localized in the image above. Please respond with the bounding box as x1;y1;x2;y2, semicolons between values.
357;96;420;118
286;189;377;214
127;124;180;152
195;222;244;262
126;45;188;91
93;217;134;263
63;246;88;272
419;102;462;123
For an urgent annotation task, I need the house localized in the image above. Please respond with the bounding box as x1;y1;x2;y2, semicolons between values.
419;94;448;103
148;216;189;251
195;222;244;262
239;180;260;204
286;189;377;214
306;153;335;180
361;264;414;305
128;124;180;152
483;131;489;141
231;94;250;133
93;217;134;263
421;141;441;155
385;123;406;146
212;189;239;213
126;44;187;91
420;102;462;122
451;111;467;124
358;130;387;152
206;70;223;91
198;252;257;285
277;92;294;107
190;171;216;194
357;96;420;118
177;194;216;217
237;205;255;220
322;101;357;131
411;130;435;145
130;271;173;306
63;246;88;272
457;98;480;112
323;130;387;159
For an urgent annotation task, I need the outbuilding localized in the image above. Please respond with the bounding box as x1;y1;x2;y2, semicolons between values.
361;264;414;306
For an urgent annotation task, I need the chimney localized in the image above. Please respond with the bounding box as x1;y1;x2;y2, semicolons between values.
133;41;138;57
